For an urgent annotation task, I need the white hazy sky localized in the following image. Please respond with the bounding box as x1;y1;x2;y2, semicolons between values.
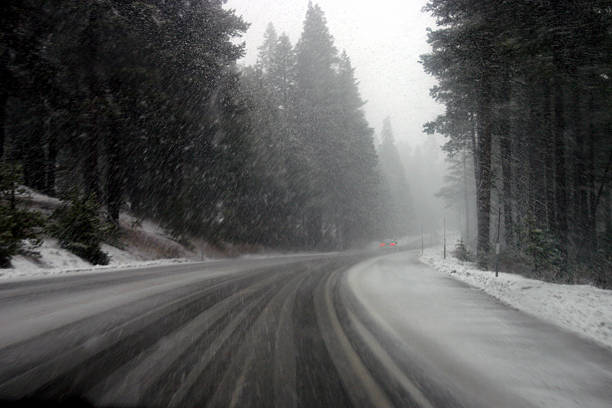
224;0;444;147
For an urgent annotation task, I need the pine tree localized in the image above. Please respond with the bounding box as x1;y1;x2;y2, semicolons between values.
1;0;250;243
423;0;612;284
377;118;414;238
294;2;341;247
0;162;44;267
257;23;278;76
333;52;382;246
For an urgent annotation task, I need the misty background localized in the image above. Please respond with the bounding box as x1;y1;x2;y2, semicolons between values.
226;0;448;235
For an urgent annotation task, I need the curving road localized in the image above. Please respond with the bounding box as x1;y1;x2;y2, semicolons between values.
0;250;611;407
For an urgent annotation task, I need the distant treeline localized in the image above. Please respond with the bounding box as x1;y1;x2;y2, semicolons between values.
422;0;611;286
0;1;413;252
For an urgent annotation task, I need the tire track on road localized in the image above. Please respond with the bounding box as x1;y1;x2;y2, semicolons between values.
162;270;300;408
293;263;353;408
0;272;239;384
0;263;208;303
314;267;393;408
0;264;294;400
204;272;309;408
89;268;294;407
1;254;395;408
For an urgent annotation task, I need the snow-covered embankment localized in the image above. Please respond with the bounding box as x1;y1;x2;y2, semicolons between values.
420;246;612;350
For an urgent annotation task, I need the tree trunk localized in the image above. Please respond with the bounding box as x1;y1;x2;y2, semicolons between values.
45;115;57;195
570;82;587;263
82;6;102;199
470;112;479;249
463;149;470;243
527;82;547;229
306;209;322;249
542;80;556;232
501;133;513;245
470;112;479;182
586;91;597;253
82;130;100;198
106;120;122;222
510;95;527;249
24;105;46;191
476;75;492;268
552;67;568;271
500;78;513;246
0;92;6;159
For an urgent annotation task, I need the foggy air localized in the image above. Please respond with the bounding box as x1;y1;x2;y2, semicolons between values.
0;1;610;407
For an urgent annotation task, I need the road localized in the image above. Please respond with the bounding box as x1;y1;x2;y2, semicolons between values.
0;250;611;407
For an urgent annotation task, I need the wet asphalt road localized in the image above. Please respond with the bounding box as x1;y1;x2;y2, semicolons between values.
0;251;611;408
0;252;404;408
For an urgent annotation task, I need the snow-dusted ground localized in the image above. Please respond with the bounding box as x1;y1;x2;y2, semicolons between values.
17;186;62;212
1;188;199;281
3;239;191;282
420;244;612;350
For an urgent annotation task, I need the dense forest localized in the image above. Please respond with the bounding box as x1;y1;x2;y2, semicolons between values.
422;0;612;286
0;1;415;266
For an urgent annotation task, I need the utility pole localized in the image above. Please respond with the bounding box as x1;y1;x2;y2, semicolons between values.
443;217;446;259
495;208;501;277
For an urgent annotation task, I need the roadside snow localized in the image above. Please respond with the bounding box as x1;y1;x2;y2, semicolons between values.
120;213;167;236
2;239;191;282
420;245;612;350
17;186;62;210
1;188;197;282
101;243;145;264
9;239;91;272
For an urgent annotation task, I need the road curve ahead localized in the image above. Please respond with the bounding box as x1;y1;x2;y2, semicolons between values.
0;251;611;408
0;252;395;408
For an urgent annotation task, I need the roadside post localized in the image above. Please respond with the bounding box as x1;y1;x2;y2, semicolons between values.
443;217;446;259
495;208;501;277
421;225;424;256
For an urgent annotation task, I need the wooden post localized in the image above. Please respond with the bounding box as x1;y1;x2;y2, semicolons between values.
443;217;447;259
421;225;424;256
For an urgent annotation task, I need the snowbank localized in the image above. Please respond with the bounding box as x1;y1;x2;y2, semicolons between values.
17;186;62;212
2;239;191;281
0;188;199;281
420;245;612;350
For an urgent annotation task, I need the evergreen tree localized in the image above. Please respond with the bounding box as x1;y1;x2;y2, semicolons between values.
1;0;250;241
0;163;44;267
334;52;383;245
294;2;342;247
48;191;110;265
241;5;384;248
256;23;278;76
422;0;612;284
2;1;390;255
377;118;414;238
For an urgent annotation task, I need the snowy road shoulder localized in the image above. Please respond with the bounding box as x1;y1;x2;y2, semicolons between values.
420;246;612;350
